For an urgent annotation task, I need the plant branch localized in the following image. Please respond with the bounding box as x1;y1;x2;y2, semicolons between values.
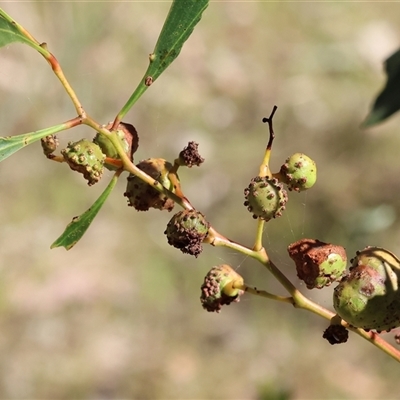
259;105;277;177
0;9;86;118
253;219;265;251
237;283;294;304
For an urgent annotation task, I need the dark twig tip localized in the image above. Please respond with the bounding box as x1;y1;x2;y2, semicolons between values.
263;105;278;150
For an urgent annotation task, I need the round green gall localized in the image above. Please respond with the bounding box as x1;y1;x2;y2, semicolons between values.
244;176;288;221
333;246;400;332
288;239;347;289
279;153;317;192
93;122;139;171
200;264;244;313
61;139;105;186
124;158;176;212
164;209;210;257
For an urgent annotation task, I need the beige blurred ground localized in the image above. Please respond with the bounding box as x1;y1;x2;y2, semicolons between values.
1;1;400;399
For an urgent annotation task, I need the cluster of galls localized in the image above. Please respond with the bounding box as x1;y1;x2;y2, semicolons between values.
287;238;400;340
45;122;139;186
47;123;210;257
121;141;209;258
244;153;317;221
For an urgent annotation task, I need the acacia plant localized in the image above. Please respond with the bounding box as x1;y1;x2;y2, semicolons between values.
1;0;400;363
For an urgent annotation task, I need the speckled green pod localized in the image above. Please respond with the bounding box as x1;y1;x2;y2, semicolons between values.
61;139;105;186
165;209;210;257
200;264;244;313
244;176;288;221
93;122;139;171
333;246;400;332
278;153;317;192
124;158;175;211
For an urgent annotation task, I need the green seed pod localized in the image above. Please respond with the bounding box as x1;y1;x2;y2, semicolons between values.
278;153;317;192
61;139;105;186
288;239;347;289
124;158;175;212
333;246;400;332
164;209;210;257
244;176;288;221
200;264;244;313
93;122;139;171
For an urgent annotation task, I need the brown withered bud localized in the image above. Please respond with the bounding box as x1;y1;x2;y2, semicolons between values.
323;324;349;345
41;135;59;157
178;141;204;168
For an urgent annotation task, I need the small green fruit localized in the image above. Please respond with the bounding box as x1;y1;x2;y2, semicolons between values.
333;246;400;332
244;176;288;221
279;153;317;192
61;139;105;186
124;158;175;211
93;122;139;170
200;264;244;313
165;209;210;257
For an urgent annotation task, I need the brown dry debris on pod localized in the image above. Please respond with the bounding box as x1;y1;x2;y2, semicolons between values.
288;238;347;289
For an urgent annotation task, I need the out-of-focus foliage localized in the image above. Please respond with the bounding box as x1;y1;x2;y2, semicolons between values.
363;48;400;127
1;2;400;399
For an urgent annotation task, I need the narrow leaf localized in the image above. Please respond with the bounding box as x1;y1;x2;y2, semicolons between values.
147;0;209;82
114;0;209;122
362;48;400;127
51;173;120;250
0;8;39;48
0;123;69;162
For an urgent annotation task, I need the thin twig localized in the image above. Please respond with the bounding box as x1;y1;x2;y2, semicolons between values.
262;105;278;151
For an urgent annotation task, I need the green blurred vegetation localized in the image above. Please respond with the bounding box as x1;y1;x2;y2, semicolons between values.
1;2;400;399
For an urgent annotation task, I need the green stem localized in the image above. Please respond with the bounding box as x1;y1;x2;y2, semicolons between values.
294;290;400;362
44;52;85;117
238;284;294;304
253;219;265;251
111;80;149;130
0;9;85;117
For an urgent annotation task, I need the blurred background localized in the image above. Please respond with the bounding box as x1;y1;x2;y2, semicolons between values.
1;1;400;399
